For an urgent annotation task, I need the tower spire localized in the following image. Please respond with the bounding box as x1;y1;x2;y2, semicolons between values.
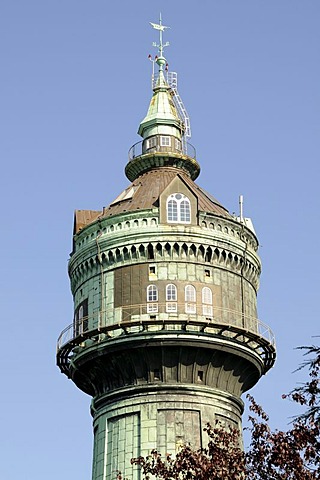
130;16;199;181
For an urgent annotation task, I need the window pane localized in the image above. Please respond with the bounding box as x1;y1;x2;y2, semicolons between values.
167;193;191;224
185;303;196;314
147;285;158;302
202;287;212;316
147;137;157;149
202;305;213;316
202;287;212;305
147;303;158;313
160;136;171;146
185;285;196;302
166;302;177;312
180;200;191;222
167;199;178;222
166;284;177;301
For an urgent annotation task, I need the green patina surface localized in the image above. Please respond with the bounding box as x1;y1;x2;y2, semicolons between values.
138;70;183;139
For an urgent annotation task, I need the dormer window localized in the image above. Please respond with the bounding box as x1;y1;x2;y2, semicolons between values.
160;136;171;147
167;193;191;223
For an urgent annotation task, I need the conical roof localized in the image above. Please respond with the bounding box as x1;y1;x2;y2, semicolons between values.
103;168;231;219
138;70;183;139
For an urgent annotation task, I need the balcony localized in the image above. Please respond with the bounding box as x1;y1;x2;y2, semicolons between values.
125;140;200;182
57;304;276;376
128;140;196;161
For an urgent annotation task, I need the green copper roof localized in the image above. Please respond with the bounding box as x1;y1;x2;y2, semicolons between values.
138;69;183;139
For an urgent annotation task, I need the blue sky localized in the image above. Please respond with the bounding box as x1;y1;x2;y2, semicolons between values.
0;1;319;479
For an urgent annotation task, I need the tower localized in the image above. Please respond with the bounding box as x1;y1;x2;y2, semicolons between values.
57;18;276;480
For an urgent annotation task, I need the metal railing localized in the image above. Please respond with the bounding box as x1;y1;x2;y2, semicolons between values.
128;140;196;161
57;303;275;355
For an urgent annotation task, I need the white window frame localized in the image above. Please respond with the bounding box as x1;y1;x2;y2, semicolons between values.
180;199;191;223
185;285;196;314
147;285;158;301
167;198;178;222
147;285;158;313
175;138;182;151
147;303;159;313
166;284;177;301
147;137;157;149
166;302;177;313
202;287;213;316
160;135;171;147
166;284;177;313
167;193;191;224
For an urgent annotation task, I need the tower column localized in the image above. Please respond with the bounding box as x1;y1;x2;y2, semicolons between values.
91;387;244;480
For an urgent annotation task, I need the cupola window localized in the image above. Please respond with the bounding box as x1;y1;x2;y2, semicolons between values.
160;135;171;147
147;285;158;313
146;137;157;149
167;193;191;223
166;284;177;312
175;138;182;151
185;285;196;314
202;287;213;317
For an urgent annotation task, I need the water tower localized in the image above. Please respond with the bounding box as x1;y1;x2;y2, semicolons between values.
57;17;276;480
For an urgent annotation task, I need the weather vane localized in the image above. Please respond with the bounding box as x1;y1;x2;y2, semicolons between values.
150;13;170;60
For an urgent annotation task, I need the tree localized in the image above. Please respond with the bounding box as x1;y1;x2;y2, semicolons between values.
245;344;320;478
130;424;246;480
128;344;320;479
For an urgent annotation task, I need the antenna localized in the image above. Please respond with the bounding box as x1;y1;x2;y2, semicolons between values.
239;195;244;223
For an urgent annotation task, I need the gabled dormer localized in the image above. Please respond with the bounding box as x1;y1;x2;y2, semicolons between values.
159;174;198;226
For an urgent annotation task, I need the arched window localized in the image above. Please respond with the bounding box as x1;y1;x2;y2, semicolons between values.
166;284;177;312
166;284;177;301
167;198;178;222
167;193;191;223
180;199;191;222
202;287;213;316
147;285;158;313
185;285;196;314
74;299;88;335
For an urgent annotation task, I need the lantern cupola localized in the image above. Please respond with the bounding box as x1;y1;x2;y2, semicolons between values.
126;15;200;182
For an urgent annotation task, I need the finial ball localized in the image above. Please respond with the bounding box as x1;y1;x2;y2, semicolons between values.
156;56;166;67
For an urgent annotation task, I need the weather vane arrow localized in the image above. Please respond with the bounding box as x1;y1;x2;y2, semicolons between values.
150;13;170;59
